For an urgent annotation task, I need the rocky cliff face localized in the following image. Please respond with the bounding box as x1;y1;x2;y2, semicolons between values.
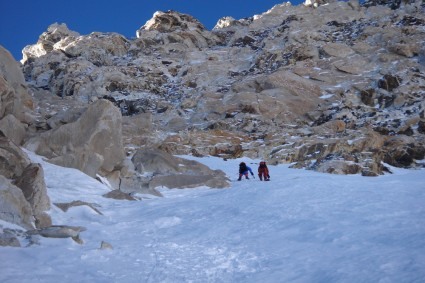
20;0;425;176
0;46;51;234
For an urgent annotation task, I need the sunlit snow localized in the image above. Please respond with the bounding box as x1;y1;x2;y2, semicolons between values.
1;153;424;283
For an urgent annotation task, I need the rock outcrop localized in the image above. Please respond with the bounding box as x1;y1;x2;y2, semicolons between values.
132;148;230;189
14;0;425;178
0;47;52;245
14;163;51;228
0;133;52;229
25;99;125;178
0;175;34;230
0;45;33;144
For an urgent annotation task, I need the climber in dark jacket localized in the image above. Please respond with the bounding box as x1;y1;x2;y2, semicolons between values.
258;161;270;181
238;162;254;181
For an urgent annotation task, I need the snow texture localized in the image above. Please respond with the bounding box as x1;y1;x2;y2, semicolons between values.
1;152;425;283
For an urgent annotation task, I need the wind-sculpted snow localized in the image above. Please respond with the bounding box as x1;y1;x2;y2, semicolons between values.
1;153;424;282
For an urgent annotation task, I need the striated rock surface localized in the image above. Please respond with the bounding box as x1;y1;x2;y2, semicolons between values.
16;1;425;177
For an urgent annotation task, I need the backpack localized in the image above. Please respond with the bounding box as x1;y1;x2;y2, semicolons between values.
259;161;267;168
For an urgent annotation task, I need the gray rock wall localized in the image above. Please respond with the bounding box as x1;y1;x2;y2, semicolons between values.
14;2;425;175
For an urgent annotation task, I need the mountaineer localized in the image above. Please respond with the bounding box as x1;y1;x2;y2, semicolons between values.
258;161;270;181
238;162;254;181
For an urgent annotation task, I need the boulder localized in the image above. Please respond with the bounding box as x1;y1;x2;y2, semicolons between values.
132;148;230;189
132;148;181;174
25;99;125;177
14;163;52;228
0;132;52;229
0;175;34;229
0;114;26;145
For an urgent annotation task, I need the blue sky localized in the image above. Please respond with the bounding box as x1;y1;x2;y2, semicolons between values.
0;0;304;61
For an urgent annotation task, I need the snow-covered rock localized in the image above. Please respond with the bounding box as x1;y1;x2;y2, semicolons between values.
13;0;425;178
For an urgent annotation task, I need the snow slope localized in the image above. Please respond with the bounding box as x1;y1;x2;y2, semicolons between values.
1;154;425;283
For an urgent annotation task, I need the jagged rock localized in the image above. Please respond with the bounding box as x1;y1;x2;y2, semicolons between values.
0;132;31;179
22;23;80;62
25;99;125;177
139;11;205;33
214;16;248;29
14;163;51;228
136;11;219;49
16;0;425;177
0;175;34;229
383;136;425;167
360;89;375;106
0;46;33;125
378;74;401;91
0;133;52;229
60;32;129;64
46;107;86;129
